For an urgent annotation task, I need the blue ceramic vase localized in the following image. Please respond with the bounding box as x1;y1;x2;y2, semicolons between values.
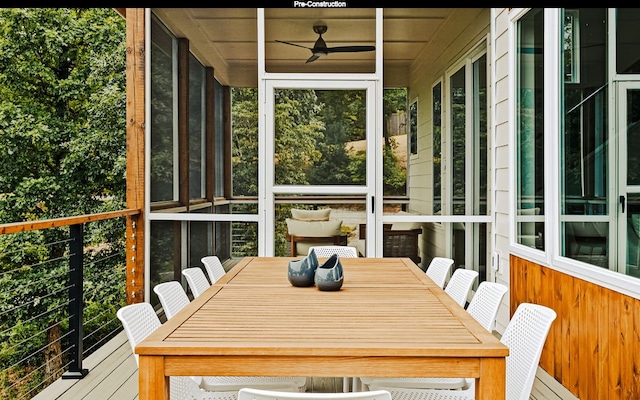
314;253;344;291
307;248;319;271
288;249;319;287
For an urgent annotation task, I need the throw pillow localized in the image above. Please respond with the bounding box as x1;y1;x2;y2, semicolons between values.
291;208;331;221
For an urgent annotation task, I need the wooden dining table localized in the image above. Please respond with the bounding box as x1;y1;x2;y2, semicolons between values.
135;257;508;400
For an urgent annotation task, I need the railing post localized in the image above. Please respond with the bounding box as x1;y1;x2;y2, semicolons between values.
62;223;89;379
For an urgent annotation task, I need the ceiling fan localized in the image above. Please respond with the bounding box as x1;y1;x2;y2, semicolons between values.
276;25;375;64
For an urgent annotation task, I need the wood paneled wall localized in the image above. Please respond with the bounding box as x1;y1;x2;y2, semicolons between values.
510;255;640;400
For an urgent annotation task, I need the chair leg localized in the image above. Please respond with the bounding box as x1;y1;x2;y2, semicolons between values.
343;377;351;392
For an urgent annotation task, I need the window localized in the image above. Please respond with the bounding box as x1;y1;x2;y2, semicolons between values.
409;99;418;156
150;15;177;203
446;42;488;279
516;8;545;250
188;53;205;200
433;82;442;215
563;10;580;83
616;8;640;74
214;80;225;198
560;8;608;267
450;67;465;216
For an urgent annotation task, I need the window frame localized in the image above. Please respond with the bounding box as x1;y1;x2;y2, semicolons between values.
509;8;640;299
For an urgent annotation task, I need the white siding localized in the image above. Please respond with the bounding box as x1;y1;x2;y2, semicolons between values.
491;8;512;333
406;8;491;262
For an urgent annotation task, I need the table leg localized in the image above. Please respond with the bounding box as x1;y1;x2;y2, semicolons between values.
475;357;505;400
139;355;169;400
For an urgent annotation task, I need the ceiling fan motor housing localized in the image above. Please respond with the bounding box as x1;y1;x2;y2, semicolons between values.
313;25;328;35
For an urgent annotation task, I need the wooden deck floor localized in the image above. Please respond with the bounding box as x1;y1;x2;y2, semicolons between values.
33;330;579;400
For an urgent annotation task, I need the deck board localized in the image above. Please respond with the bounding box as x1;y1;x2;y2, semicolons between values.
33;331;578;400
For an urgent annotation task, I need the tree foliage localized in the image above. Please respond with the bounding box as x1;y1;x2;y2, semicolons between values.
231;87;408;255
274;89;324;185
0;8;126;221
0;9;126;397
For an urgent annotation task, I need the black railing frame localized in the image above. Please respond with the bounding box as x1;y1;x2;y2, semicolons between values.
61;223;89;379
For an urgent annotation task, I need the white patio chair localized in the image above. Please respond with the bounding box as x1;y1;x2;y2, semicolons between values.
238;388;392;400
358;282;508;391
116;302;237;400
368;303;557;400
153;281;308;393
202;255;227;283
308;245;358;258
425;257;454;288
308;244;357;392
182;267;212;298
444;269;479;308
466;281;508;332
154;281;191;320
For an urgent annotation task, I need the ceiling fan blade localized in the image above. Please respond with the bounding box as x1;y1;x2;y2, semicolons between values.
305;54;321;63
275;40;312;51
325;46;376;53
277;24;375;63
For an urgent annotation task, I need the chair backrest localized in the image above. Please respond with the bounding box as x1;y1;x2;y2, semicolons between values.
309;245;358;258
238;388;392;400
466;281;508;332
443;268;479;307
201;255;226;283
116;302;161;366
502;303;557;400
425;257;454;288
153;281;190;320
182;267;211;298
117;302;234;400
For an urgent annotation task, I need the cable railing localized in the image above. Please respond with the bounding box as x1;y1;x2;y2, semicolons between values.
0;209;140;399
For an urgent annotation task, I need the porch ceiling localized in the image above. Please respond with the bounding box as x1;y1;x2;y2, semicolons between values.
151;8;463;88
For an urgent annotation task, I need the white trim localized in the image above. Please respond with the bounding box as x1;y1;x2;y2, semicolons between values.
373;8;384;258
148;213;260;222
144;8;152;301
263;73;379;82
258;9;267;256
545;8;559;268
490;8;497;283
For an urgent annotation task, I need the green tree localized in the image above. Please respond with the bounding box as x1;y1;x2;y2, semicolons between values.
381;88;407;195
232;88;325;256
232;88;259;197
347;89;407;195
0;8;126;397
274;89;324;185
310;90;365;185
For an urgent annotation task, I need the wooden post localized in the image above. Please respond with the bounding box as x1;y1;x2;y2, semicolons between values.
125;8;146;303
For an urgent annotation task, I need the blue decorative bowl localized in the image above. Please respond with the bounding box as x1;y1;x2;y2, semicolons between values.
288;255;317;287
308;248;319;270
314;253;344;291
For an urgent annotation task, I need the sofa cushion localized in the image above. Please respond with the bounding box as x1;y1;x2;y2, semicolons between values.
290;208;331;221
286;218;342;237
